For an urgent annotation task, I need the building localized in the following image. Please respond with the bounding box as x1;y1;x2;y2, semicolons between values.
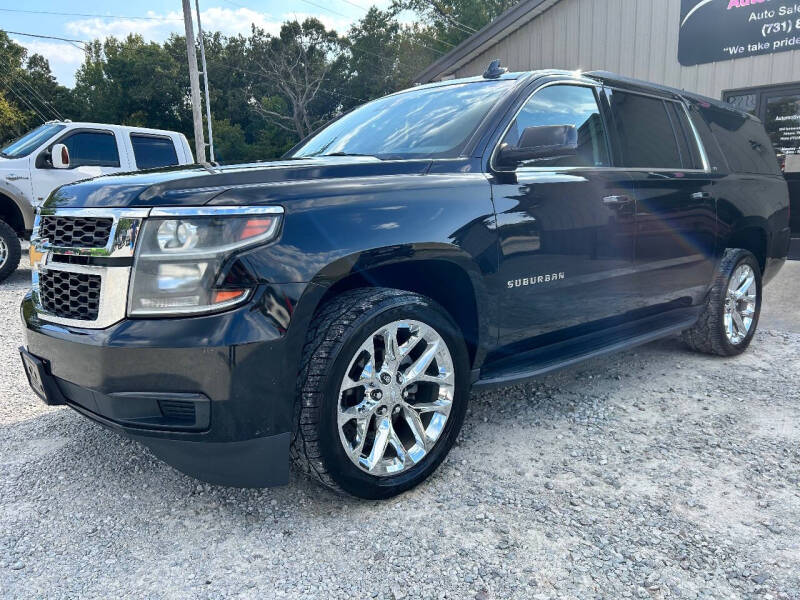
417;0;800;235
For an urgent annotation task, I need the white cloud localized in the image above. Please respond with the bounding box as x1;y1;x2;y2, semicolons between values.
16;40;86;67
12;39;87;88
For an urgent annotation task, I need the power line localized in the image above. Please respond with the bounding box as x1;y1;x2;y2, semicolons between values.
0;8;183;22
8;70;63;121
206;58;368;104
424;1;477;35
0;55;64;120
332;0;456;49
0;73;49;123
222;0;447;55
1;30;88;45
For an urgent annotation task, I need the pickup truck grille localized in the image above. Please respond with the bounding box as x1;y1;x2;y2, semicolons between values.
39;216;114;249
39;270;102;321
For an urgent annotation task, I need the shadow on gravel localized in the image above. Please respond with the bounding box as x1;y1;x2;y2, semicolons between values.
2;264;31;287
2;334;691;511
3;328;798;598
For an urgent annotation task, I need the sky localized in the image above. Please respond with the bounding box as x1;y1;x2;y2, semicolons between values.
1;0;395;87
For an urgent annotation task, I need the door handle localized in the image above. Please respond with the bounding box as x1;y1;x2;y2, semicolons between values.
691;191;712;200
602;195;633;205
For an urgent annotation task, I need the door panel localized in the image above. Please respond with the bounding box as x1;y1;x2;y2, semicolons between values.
630;172;717;308
488;82;640;351
604;88;718;311
492;169;638;348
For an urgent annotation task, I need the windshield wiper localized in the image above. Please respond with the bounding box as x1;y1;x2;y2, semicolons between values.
320;152;380;159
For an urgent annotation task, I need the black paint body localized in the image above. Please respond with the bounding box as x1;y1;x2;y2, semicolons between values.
20;70;791;487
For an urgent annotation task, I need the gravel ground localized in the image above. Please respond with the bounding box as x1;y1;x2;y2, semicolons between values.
1;255;799;600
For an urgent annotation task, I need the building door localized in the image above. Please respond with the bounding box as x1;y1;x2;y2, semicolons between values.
724;84;800;235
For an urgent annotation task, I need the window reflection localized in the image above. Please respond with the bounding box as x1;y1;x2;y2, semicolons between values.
293;81;514;160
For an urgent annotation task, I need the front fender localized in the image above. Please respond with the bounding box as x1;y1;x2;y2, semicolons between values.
0;178;34;230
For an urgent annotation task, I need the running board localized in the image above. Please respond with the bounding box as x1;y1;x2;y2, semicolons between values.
473;313;698;390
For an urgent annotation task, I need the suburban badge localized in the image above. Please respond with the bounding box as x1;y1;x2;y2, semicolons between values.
508;272;566;289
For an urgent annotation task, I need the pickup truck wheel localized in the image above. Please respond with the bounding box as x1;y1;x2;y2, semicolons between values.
291;288;469;499
0;220;21;283
681;249;762;356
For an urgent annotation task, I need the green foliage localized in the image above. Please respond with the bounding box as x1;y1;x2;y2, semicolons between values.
0;1;505;162
0;31;79;144
390;0;518;51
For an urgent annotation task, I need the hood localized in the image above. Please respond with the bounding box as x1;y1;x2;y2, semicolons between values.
44;157;432;209
0;155;26;170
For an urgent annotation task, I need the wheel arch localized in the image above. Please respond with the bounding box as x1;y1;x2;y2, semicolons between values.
725;221;769;273
0;188;31;235
307;246;490;370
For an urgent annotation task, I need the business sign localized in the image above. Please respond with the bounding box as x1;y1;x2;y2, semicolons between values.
679;0;800;66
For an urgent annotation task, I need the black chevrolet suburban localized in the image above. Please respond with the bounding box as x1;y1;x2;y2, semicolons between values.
19;67;790;499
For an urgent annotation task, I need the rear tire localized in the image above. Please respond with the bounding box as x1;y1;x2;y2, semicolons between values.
0;220;21;283
291;288;470;499
682;248;762;356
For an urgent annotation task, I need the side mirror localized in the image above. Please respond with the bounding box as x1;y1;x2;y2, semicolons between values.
51;144;70;169
497;124;578;168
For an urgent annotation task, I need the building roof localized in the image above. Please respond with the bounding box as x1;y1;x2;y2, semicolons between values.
415;0;566;84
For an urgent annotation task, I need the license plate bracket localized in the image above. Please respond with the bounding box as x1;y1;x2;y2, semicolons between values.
19;348;65;406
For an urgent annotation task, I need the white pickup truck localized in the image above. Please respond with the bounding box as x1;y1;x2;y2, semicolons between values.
0;121;193;281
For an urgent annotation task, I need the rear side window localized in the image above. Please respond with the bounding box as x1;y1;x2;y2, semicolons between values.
62;131;120;168
666;102;703;169
687;106;728;172
130;134;179;170
698;106;781;176
607;91;682;168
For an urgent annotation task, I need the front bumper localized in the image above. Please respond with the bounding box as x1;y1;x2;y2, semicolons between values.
20;282;318;487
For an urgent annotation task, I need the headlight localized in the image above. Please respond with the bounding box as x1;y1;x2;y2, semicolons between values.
128;206;282;316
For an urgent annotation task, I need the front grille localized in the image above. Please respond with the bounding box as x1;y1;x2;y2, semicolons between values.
39;270;101;321
39;216;113;249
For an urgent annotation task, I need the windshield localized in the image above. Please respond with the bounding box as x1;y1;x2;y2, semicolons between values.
292;81;515;160
0;123;66;158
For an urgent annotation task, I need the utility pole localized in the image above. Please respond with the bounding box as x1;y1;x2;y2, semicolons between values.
182;0;206;164
195;0;215;163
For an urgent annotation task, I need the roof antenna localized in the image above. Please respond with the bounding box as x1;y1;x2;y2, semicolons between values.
483;59;508;79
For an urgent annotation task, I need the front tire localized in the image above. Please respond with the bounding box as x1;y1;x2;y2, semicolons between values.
682;248;762;356
0;220;22;283
291;288;470;499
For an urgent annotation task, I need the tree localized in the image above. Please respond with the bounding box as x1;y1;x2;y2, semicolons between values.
248;19;347;140
391;0;518;51
74;35;189;133
0;31;79;144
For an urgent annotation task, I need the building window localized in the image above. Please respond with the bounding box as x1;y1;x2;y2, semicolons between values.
726;94;758;115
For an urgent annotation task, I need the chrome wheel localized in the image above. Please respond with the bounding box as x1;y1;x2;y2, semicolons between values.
0;237;7;269
724;263;757;345
337;319;455;476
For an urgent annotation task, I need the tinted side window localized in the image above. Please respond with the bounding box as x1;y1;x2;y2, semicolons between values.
699;105;781;176
502;84;610;167
688;106;728;172
607;91;682;168
666;102;703;169
130;134;179;170
62;131;120;167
